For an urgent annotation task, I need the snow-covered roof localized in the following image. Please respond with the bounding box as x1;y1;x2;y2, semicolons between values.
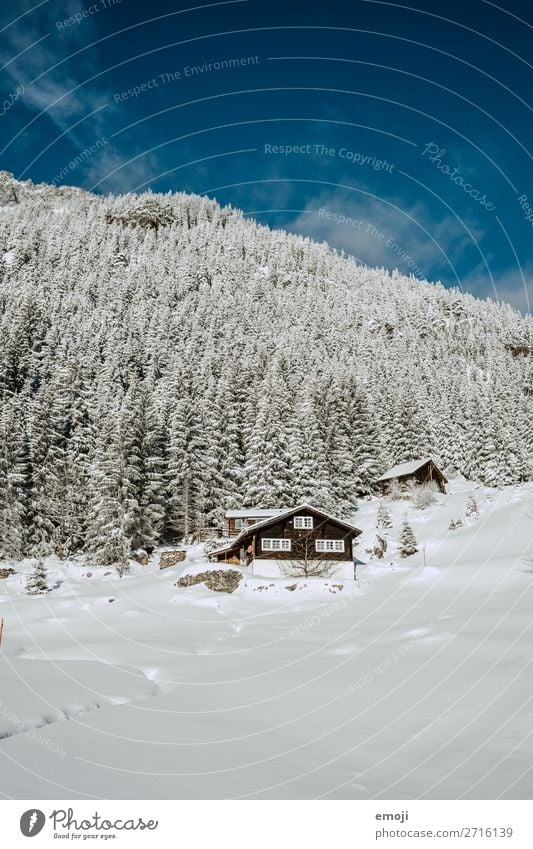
225;508;285;519
376;458;442;482
211;504;361;555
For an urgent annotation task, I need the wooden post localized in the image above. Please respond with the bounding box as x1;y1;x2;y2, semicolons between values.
0;617;3;648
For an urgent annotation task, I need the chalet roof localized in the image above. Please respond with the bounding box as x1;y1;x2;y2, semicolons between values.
210;503;361;556
376;457;446;482
225;508;285;519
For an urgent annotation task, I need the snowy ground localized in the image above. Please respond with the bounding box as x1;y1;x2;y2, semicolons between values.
0;478;532;799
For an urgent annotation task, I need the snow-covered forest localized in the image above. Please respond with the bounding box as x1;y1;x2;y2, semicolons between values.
0;170;531;563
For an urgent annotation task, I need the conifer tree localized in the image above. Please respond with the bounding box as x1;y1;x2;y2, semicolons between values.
167;378;207;540
347;377;382;494
376;502;392;530
26;558;49;595
289;392;332;509
320;377;357;515
0;403;27;558
398;520;418;557
202;370;244;525
243;361;293;507
120;379;165;550
86;415;131;568
466;494;479;520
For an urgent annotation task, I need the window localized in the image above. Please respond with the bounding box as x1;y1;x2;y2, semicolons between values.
294;516;313;529
234;518;244;529
315;539;345;553
262;538;291;552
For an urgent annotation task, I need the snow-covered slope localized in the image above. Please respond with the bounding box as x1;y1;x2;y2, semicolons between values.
1;481;531;799
0;171;531;564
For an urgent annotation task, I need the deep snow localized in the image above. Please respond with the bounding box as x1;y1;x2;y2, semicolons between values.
0;478;532;799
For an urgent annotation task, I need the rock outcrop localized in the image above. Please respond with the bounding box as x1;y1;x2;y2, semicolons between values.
132;548;149;566
176;570;243;593
159;551;187;569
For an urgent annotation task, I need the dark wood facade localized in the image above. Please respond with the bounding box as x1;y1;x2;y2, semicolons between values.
227;517;243;537
226;516;258;537
212;506;361;566
225;511;279;537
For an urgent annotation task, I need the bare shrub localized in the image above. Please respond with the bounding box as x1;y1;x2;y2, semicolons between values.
413;482;438;510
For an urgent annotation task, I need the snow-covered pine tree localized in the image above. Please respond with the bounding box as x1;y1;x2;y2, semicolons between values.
25;385;59;556
44;359;95;558
398;520;418;557
466;494;479;520
288;391;332;509
26;558;49;594
201;370;245;527
376;502;392;530
0;402;26;558
119;379;165;551
347;377;383;495
167;374;208;541
389;386;430;466
86;413;131;568
319;376;357;516
243;360;293;508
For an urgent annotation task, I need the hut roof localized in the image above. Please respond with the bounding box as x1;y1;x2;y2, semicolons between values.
225;508;284;519
376;457;447;483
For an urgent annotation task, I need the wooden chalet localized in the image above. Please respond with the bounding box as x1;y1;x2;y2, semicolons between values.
211;504;362;580
224;508;284;537
375;458;447;495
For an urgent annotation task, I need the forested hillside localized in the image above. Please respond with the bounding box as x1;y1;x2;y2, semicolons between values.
0;171;531;563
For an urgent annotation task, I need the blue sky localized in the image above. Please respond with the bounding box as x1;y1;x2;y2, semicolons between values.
1;0;532;312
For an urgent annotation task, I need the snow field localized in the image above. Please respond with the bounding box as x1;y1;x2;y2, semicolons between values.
0;479;532;798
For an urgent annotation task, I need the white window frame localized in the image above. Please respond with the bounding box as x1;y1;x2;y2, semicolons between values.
294;516;313;529
315;539;345;553
262;538;291;552
234;518;244;529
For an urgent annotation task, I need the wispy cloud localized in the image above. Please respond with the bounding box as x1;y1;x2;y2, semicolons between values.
464;264;533;315
0;2;122;185
85;147;161;194
286;190;482;286
0;3;106;129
